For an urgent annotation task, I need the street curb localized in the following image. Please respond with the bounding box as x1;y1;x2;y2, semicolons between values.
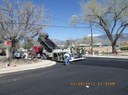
85;55;128;59
0;60;56;75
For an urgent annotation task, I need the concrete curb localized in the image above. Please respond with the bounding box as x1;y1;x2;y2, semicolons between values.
85;55;128;59
0;60;56;74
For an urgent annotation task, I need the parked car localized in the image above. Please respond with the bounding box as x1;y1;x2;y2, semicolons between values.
14;48;27;59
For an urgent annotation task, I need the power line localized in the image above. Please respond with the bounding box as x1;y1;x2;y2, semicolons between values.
50;17;69;22
0;22;104;32
49;17;104;31
0;22;90;29
48;25;90;29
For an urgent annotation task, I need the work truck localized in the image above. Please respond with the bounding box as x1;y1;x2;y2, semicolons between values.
38;33;85;62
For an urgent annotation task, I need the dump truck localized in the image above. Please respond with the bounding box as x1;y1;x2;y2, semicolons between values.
38;33;66;61
38;33;85;62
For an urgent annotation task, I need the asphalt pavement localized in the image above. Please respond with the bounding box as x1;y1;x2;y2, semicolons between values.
0;57;128;95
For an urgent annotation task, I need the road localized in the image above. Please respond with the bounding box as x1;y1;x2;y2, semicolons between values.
0;57;128;95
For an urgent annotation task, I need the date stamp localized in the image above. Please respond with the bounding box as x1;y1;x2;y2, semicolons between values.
70;82;116;87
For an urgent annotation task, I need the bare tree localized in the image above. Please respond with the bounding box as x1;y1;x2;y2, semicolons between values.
70;15;79;26
0;0;47;57
70;0;128;53
64;39;75;48
80;0;128;53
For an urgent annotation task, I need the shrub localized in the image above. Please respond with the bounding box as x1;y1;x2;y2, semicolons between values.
120;47;128;50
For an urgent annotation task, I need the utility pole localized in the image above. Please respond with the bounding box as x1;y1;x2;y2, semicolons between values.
90;22;93;55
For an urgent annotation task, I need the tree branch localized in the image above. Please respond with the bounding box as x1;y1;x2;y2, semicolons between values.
111;18;117;35
117;5;128;18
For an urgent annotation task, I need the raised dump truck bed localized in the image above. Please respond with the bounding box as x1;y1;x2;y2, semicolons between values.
38;33;85;62
38;33;66;61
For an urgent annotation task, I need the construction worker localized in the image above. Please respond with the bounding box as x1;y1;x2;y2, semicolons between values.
64;52;70;65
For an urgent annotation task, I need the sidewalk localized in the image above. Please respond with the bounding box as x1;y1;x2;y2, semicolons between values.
85;54;128;59
0;60;56;75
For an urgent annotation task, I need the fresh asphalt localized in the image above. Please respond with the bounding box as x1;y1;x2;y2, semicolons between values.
0;57;128;95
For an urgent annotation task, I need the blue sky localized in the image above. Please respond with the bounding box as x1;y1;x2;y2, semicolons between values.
32;0;103;40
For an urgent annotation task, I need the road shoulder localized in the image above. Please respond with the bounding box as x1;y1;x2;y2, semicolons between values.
0;60;56;74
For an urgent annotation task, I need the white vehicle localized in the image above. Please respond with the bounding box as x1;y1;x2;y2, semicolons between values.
69;53;85;62
14;48;28;59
